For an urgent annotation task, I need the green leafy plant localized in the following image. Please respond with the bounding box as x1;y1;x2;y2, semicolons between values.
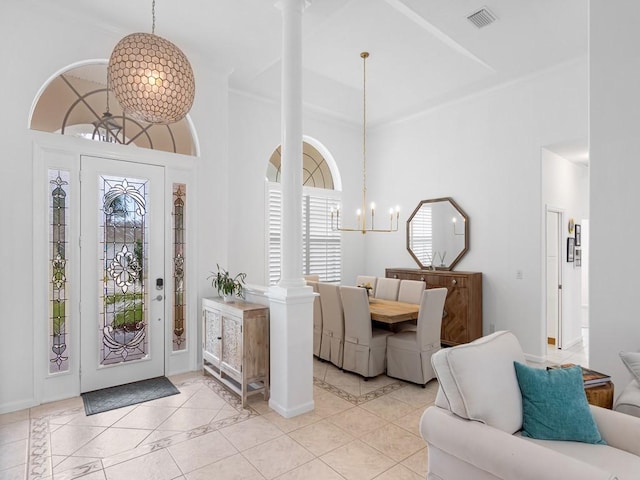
209;264;247;299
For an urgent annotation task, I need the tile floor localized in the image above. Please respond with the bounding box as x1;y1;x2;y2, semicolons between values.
545;327;589;368
1;358;436;480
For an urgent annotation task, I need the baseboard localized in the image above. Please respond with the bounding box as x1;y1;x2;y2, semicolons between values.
268;398;314;418
0;397;37;415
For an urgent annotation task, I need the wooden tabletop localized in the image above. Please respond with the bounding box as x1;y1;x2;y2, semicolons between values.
368;298;420;324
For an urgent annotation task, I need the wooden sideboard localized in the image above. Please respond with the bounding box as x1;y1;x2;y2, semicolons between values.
202;297;269;406
385;268;482;346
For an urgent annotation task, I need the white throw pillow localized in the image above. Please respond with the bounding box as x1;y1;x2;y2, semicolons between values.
431;330;526;434
620;351;640;382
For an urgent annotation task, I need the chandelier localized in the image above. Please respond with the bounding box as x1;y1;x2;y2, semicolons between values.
107;0;195;125
331;52;400;234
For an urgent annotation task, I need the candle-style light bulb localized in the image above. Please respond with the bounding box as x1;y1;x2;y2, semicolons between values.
370;202;375;212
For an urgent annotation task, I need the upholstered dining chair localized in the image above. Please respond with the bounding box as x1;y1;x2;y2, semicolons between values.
397;279;426;304
340;285;394;378
318;282;345;368
307;280;323;357
355;275;377;292
386;287;447;386
374;277;401;300
304;274;320;282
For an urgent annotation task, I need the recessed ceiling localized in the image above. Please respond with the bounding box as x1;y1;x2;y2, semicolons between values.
35;0;587;127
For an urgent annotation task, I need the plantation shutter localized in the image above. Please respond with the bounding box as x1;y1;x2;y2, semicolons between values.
267;183;341;285
409;205;433;265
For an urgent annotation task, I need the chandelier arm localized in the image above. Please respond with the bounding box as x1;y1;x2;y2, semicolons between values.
362;52;368;233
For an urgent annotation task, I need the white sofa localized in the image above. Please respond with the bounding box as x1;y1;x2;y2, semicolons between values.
420;331;640;480
614;379;640;418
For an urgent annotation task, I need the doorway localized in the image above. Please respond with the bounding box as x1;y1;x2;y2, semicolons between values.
80;156;165;392
546;208;562;348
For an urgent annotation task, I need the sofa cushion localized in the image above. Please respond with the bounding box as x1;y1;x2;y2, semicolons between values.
514;362;605;444
620;351;640;383
431;330;526;434
614;379;640;418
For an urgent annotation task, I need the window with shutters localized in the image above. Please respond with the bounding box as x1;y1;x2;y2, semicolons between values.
266;141;341;285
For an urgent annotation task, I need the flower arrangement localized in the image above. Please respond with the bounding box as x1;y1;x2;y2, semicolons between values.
358;282;373;296
209;264;247;301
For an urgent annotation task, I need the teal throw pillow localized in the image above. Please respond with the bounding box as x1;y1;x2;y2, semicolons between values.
513;362;605;444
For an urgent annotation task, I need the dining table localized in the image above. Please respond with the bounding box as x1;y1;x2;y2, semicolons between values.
368;298;420;330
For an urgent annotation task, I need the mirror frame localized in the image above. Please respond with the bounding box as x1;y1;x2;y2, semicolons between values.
406;197;469;271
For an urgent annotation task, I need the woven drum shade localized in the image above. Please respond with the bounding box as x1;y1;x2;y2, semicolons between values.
108;32;195;125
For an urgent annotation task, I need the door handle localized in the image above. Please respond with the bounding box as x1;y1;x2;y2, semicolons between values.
154;294;164;301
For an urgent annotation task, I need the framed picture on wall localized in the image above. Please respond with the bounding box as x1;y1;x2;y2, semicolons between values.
567;237;575;262
575;247;582;267
575;224;582;246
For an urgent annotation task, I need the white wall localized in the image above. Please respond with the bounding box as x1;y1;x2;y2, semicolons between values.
363;59;588;359
590;0;640;390
541;149;589;348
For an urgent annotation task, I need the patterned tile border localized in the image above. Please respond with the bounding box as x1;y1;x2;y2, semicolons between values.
313;376;408;405
28;376;259;480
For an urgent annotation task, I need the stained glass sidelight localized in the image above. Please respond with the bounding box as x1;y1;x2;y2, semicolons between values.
49;170;70;373
172;184;186;351
100;176;148;365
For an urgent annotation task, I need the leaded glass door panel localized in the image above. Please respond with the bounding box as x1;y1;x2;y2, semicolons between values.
80;156;165;393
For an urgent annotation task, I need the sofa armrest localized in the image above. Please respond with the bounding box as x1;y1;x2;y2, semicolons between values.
420;407;616;480
591;405;640;457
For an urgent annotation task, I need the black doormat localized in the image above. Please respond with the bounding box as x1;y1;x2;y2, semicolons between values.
81;376;180;416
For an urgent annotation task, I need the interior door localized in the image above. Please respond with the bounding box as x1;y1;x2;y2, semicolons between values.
80;156;165;392
546;209;562;347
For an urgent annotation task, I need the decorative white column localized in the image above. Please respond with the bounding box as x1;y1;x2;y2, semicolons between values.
267;0;315;418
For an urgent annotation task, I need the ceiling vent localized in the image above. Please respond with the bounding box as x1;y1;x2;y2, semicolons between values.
467;7;497;29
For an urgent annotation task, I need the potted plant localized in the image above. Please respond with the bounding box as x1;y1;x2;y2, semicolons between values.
209;264;247;302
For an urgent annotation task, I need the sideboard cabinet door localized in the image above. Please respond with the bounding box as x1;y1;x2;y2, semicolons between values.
385;268;482;346
202;297;269;405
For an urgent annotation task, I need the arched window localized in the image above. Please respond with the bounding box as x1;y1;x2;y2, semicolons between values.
30;62;197;156
266;140;341;284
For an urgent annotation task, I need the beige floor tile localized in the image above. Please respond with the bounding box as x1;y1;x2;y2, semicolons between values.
168;430;237;473
111;405;177;430
359;375;397;391
169;371;206;384
324;370;362;388
373;464;422;479
158;407;219;431
359;395;415;422
0;438;27;471
185;453;264;480
104;449;181;480
139;429;182;446
246;398;273;415
48;411;85;426
387;384;437;408
213;405;241;421
361;423;424;462
0;419;29;446
0;463;27;480
143;391;192;408
392;408;426;437
401;447;428;477
326;407;386;437
220;416;283;451
262;410;322;433
320;440;395;480
53;454;101;473
288;419;354;456
73;427;151;458
312;393;354;418
275;458;345;479
180;389;227;410
30;397;84;418
0;409;29;427
50;425;106;456
335;384;362;397
66;406;136;428
242;435;314;479
74;470;107;480
313;360;329;379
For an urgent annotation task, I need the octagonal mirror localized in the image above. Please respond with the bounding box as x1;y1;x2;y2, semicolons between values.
406;197;469;270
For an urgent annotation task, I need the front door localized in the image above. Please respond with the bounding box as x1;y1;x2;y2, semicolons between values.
80;156;165;392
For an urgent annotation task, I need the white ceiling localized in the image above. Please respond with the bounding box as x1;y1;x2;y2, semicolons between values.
44;0;587;127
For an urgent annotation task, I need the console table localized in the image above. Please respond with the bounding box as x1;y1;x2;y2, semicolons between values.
202;297;269;406
385;268;483;346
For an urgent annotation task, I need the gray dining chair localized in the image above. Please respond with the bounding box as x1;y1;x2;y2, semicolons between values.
307;280;323;357
318;282;345;368
397;279;426;304
340;285;393;378
386;287;447;386
374;277;401;300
